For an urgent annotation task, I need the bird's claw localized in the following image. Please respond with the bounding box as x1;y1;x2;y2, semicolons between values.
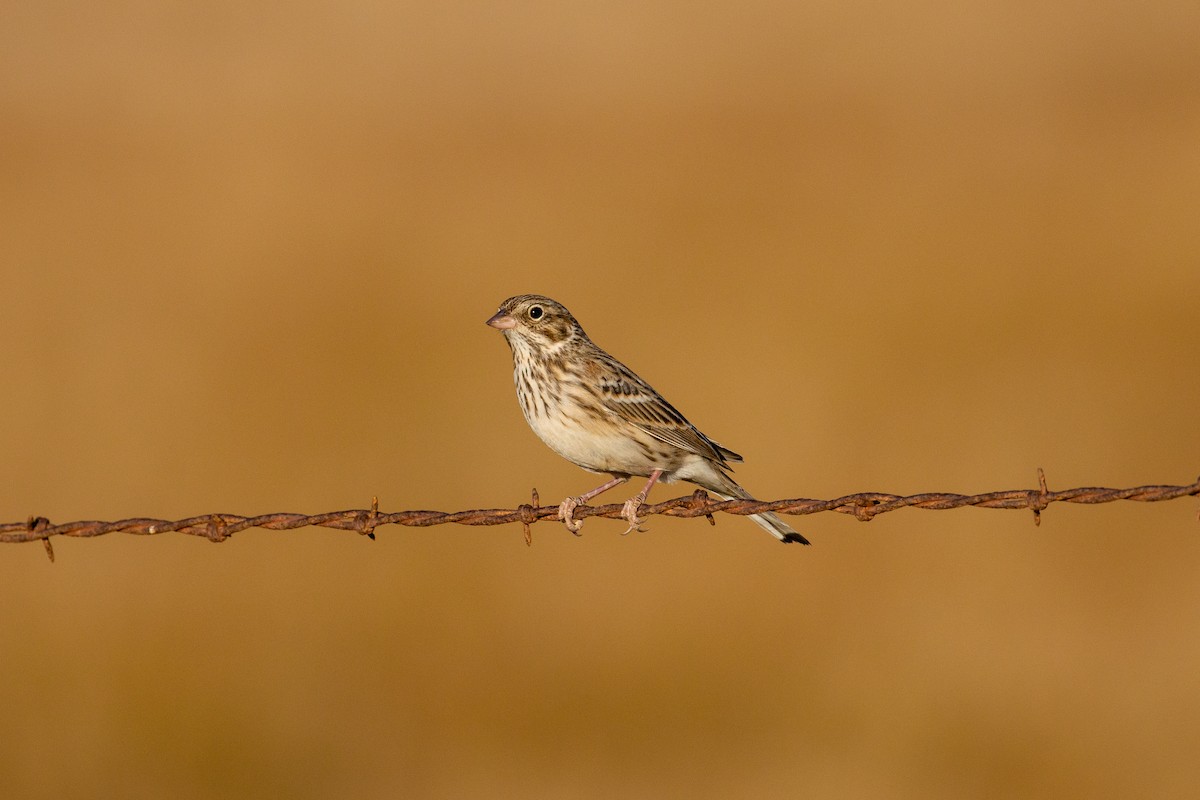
559;492;647;536
558;496;585;535
620;496;647;535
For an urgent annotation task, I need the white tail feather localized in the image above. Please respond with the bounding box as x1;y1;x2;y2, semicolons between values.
698;470;810;545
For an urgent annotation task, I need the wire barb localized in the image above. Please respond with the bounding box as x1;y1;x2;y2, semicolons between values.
689;489;717;526
1030;467;1050;526
518;488;540;546
357;496;380;540
4;475;1198;551
27;516;53;562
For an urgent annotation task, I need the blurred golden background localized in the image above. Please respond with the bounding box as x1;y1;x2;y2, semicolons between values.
2;2;1199;797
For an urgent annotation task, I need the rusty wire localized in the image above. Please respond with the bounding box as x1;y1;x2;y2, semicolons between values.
4;470;1198;559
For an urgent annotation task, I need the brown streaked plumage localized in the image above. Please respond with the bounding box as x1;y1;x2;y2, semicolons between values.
486;294;809;544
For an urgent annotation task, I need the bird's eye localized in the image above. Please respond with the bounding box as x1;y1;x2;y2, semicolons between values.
528;306;544;320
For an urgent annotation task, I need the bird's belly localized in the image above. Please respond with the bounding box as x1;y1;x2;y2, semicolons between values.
524;404;658;475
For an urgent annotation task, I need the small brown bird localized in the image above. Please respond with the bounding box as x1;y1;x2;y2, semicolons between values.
487;294;808;544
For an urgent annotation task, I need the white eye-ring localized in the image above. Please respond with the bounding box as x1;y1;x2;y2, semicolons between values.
528;306;544;320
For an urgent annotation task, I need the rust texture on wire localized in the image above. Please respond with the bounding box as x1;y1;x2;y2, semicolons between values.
5;470;1198;558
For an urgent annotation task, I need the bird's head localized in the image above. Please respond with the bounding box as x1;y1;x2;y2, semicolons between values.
486;294;585;351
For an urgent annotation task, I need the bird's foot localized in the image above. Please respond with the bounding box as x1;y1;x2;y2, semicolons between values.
620;495;647;535
558;496;585;535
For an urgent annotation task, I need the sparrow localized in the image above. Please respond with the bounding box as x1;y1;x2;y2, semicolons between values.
487;294;808;544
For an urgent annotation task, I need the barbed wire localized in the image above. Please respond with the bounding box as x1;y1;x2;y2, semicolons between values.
5;470;1197;561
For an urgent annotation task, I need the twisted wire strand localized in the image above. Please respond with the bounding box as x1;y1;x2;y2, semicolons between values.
5;471;1198;559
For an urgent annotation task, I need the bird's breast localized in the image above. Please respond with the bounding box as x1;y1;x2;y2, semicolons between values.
514;361;664;475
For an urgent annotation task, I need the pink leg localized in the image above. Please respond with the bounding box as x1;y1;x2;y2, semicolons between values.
620;469;663;535
577;476;628;504
558;476;628;535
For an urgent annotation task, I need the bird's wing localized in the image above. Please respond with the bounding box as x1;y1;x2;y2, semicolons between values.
595;363;742;466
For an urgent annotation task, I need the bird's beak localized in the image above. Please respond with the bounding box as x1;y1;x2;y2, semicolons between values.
486;310;516;330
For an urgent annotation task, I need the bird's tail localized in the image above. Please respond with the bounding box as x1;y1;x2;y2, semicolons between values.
700;471;810;545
